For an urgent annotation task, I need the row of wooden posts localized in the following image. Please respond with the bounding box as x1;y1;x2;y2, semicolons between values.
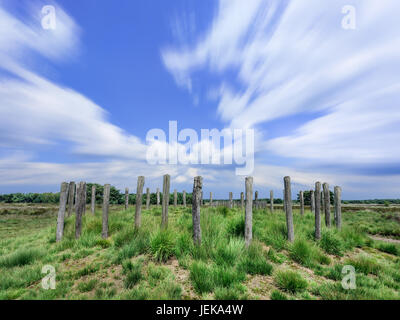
56;176;342;246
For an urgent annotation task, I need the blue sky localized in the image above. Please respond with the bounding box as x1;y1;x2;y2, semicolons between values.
0;0;399;199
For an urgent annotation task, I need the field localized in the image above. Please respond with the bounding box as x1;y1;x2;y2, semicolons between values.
0;203;400;300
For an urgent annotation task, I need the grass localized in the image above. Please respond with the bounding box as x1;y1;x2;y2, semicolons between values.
0;203;399;300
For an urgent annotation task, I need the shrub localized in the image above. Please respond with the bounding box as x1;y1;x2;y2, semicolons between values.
238;242;273;275
290;239;314;266
214;238;245;266
190;261;214;294
150;230;175;262
274;270;308;293
320;231;344;256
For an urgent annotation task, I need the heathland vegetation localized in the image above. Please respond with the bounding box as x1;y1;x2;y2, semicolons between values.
0;203;399;300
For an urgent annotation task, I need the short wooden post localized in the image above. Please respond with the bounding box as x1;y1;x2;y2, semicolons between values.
67;181;75;217
270;190;274;213
156;188;160;206
183;190;186;207
135;176;145;228
210;192;213;207
192;176;202;245
284;176;294;242
254;191;258;208
56;182;68;242
245;177;253;247
102;184;110;239
334;186;342;229
299;190;304;216
315;182;321;240
229;192;233;209
75;182;86;239
174;189;177;207
310;190;315;214
162;174;170;229
323;183;331;227
125;187;129;210
91;185;96;215
240;192;244;210
146;187;150;210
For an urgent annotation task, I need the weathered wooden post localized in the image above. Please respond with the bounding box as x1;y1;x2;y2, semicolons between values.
56;182;68;242
229;192;233;209
135;176;145;229
102;184;110;239
125;187;129;210
146;187;150;210
240;192;244;210
182;190;186;207
315;182;321;240
323;183;331;227
321;191;325;214
91;185;96;215
67;181;75;217
209;192;213;207
254;191;258;209
201;191;204;206
162;174;170;229
284;177;294;242
245;177;253;247
75;182;86;239
174;189;177;208
310;190;315;214
283;189;285;210
334;186;342;229
156;188;160;206
192;176;202;245
74;184;78;214
270;190;274;213
299;190;304;216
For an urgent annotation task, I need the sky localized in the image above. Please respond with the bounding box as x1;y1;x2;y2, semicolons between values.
0;0;399;199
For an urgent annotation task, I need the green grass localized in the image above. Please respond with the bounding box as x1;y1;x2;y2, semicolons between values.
0;203;399;300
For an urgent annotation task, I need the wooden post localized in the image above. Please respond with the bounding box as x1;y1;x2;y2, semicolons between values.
270;190;274;213
229;192;233;209
334;186;342;229
102;184;110;239
321;191;325;214
284;177;294;242
162;174;170;229
56;182;68;242
146;187;150;210
315;182;321;240
323;183;331;227
310;190;315;214
254;191;258;209
183;190;186;207
135;176;145;229
245;177;253;247
156;188;160;206
91;185;96;215
174;189;177;208
125;187;129;210
192;176;202;245
299;190;304;216
67;181;75;217
283;189;285;209
74;184;78;214
240;192;244;210
201;191;204;206
75;182;86;239
209;192;213;207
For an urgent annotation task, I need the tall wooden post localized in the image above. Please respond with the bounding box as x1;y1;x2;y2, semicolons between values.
67;181;75;217
102;184;110;239
321;191;325;215
299;190;304;216
183;190;186;207
174;189;177;207
162;174;170;229
323;183;331;227
315;182;321;240
270;190;274;213
146;187;150;210
245;177;253;247
56;182;68;242
135;176;145;229
192;176;202;245
90;185;96;215
210;192;213;207
310;190;315;214
284;177;294;242
334;186;342;229
125;187;129;210
156;188;160;206
75;182;86;239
